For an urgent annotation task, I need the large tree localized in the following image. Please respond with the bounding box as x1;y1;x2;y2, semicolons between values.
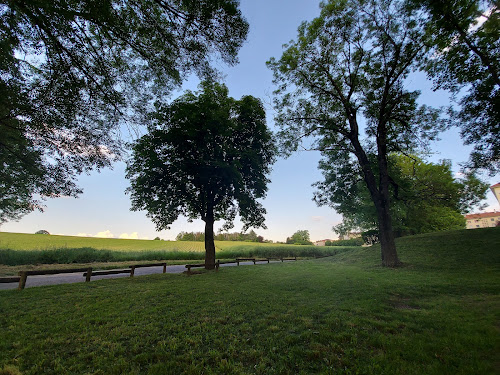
268;0;445;267
0;0;248;224
315;154;489;237
126;82;275;269
408;0;499;174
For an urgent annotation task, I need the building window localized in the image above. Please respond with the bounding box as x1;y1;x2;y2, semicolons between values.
492;218;495;221
476;225;480;228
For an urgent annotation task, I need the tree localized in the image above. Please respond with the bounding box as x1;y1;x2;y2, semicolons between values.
286;230;312;245
126;82;275;269
268;0;443;267
408;0;500;174
318;154;489;236
0;0;249;224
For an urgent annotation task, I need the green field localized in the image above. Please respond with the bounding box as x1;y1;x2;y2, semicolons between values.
0;232;339;266
0;228;498;374
0;231;277;252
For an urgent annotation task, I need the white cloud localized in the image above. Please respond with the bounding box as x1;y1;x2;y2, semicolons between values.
119;232;139;239
119;232;149;240
94;230;114;238
76;233;92;237
311;216;324;222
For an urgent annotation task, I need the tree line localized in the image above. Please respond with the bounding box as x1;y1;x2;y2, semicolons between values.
176;230;266;243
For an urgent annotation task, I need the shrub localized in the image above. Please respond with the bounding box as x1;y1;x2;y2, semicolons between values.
330;237;364;246
35;230;50;235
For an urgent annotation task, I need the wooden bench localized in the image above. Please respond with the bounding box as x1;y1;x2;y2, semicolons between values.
129;262;167;276
18;268;93;290
0;276;21;284
236;258;256;265
185;261;221;275
82;269;131;281
281;257;297;262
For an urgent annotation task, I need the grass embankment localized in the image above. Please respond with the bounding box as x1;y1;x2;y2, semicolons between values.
0;228;498;374
0;232;340;266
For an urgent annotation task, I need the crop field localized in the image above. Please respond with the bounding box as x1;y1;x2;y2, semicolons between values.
0;231;270;252
0;232;339;266
0;228;498;374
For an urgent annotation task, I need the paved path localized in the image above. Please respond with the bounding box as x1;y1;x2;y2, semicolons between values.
0;261;281;290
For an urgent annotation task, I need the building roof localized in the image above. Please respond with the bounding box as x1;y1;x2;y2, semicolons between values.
490;183;500;189
465;212;500;219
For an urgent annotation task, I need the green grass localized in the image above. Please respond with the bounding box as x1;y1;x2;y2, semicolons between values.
0;232;341;266
0;228;498;374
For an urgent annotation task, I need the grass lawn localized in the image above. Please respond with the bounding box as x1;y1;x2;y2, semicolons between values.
0;228;498;374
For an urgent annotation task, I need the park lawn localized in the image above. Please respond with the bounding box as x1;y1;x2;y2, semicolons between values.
0;228;498;374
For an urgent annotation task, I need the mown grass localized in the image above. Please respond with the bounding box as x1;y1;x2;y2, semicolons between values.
0;228;498;374
0;232;342;266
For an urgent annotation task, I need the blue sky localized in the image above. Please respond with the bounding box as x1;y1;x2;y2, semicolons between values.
2;0;498;242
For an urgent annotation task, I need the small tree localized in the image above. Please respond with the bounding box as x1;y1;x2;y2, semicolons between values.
127;82;275;269
287;230;313;245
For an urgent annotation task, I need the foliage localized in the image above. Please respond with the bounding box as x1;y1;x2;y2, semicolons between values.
0;228;498;373
0;0;249;223
329;237;364;247
177;230;265;242
268;0;445;266
176;232;206;242
408;0;500;174
334;154;488;236
320;154;488;237
286;230;313;245
35;230;50;235
126;81;275;267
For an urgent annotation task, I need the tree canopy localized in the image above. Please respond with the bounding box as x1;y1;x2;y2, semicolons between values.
286;230;313;245
268;0;444;267
408;0;499;174
315;154;489;237
126;81;275;268
0;0;248;224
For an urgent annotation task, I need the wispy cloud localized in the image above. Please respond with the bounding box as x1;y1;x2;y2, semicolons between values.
311;216;324;222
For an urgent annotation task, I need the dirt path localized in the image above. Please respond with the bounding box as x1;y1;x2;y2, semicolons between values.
0;261;273;290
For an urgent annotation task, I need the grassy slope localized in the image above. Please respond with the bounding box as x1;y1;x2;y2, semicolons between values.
0;228;498;374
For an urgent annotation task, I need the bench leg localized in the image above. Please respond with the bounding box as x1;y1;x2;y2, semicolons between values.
86;268;92;282
130;266;135;277
163;264;167;273
18;271;27;290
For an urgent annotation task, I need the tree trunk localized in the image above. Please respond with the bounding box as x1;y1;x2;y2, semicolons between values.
204;218;216;270
375;195;400;267
349;127;400;267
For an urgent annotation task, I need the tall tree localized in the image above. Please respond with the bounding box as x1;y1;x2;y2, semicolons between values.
268;0;445;267
315;154;489;237
408;0;499;174
0;0;248;223
126;82;275;269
